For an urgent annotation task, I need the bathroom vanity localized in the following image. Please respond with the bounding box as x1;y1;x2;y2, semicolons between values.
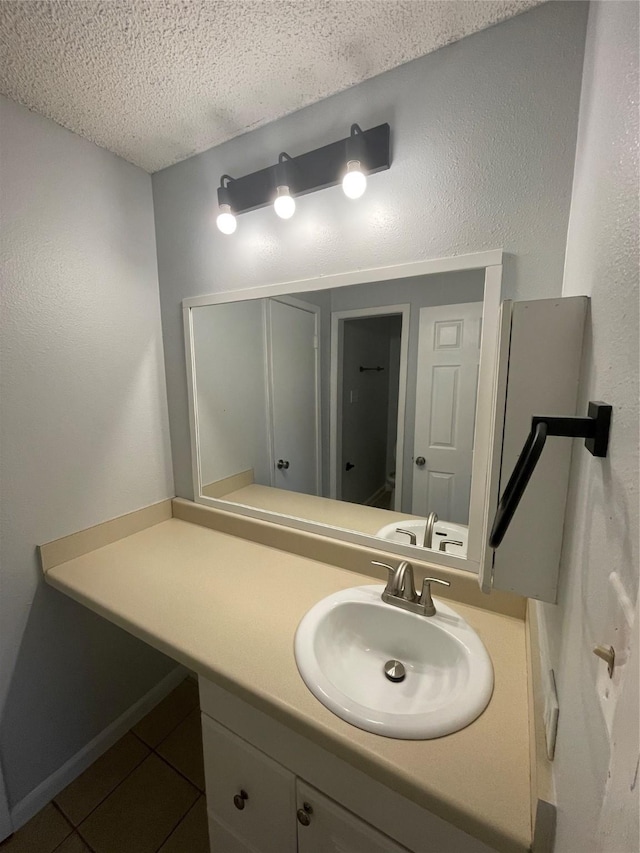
38;255;590;852
199;677;496;853
40;499;533;853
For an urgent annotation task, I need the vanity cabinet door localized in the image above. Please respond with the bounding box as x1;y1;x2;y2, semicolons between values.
207;813;254;853
296;781;411;853
201;713;297;853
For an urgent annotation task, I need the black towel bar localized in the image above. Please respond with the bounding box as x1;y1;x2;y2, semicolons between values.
489;401;611;549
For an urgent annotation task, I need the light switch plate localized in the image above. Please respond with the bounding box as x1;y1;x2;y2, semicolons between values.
544;668;559;760
533;600;560;760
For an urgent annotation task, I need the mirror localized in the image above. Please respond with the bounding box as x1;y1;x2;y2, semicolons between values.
184;253;503;573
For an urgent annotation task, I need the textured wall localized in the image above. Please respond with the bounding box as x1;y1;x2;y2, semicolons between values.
152;1;589;501
0;96;175;807
538;2;639;850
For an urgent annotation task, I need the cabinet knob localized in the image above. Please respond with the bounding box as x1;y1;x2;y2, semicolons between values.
233;790;249;810
296;802;313;826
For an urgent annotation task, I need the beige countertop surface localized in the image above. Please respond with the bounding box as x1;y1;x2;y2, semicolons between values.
44;516;531;853
222;483;422;535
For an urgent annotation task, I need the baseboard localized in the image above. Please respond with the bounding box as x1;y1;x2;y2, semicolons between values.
9;665;187;834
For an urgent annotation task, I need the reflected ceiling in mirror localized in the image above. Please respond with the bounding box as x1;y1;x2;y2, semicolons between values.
186;257;499;569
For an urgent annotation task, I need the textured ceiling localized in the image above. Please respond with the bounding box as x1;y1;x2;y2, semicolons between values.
0;0;544;172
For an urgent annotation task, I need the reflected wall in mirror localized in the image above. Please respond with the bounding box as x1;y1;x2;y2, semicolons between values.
186;254;502;570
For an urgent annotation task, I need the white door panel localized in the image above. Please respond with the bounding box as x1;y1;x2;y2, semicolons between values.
412;303;483;524
201;714;296;853
268;299;320;495
296;781;410;853
207;813;256;853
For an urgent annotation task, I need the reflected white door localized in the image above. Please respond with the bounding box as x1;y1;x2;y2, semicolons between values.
267;299;320;495
411;302;483;524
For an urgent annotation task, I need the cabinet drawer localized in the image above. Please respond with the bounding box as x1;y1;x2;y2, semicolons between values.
201;712;296;853
296;780;411;853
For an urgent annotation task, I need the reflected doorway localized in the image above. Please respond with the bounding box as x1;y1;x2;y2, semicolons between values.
331;305;409;511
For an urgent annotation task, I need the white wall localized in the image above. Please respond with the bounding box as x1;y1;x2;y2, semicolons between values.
192;301;270;486
152;1;589;500
537;3;639;850
0;97;175;811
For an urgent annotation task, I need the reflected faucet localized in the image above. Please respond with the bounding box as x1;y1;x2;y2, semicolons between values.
439;539;464;552
395;528;417;546
423;511;438;549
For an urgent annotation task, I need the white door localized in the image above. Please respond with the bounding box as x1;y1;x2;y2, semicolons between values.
267;298;320;495
412;302;483;524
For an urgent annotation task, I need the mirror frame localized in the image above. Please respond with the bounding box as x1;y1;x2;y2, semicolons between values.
183;249;503;575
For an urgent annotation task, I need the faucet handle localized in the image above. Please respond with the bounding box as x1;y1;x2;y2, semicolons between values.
420;576;451;616
371;559;395;572
396;528;417;546
438;539;464;552
371;559;396;581
371;560;400;596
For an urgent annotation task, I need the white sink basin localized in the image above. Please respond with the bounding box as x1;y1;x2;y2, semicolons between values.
294;585;493;739
375;519;469;557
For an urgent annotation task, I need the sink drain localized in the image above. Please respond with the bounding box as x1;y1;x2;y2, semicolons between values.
384;659;406;682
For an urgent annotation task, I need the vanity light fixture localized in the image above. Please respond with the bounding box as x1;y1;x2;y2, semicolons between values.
342;125;368;199
273;153;296;220
214;122;390;234
215;175;237;234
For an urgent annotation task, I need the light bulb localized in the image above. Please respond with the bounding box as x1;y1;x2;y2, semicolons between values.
216;203;237;235
342;160;367;199
274;185;296;219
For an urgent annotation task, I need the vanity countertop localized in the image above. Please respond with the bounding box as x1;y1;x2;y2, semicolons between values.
43;514;531;853
221;482;422;535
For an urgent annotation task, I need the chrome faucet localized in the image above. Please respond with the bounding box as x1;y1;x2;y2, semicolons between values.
423;511;438;549
372;561;451;617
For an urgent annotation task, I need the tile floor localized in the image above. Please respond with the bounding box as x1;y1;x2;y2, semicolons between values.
1;678;210;853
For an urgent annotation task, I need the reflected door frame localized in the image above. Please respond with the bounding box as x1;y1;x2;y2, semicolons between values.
329;304;410;511
0;769;10;842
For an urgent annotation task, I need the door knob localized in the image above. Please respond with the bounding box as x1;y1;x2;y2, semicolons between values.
296;802;313;826
233;790;249;810
345;462;355;471
415;456;426;467
277;459;290;470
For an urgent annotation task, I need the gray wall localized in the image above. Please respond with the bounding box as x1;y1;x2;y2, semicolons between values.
0;97;176;807
152;1;589;501
538;3;639;850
